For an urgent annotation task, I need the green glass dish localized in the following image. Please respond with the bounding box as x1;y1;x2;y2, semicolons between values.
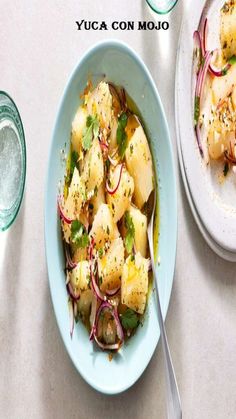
146;0;178;14
0;92;26;231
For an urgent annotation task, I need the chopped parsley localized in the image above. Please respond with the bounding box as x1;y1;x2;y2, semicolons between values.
71;220;89;248
121;308;139;330
105;159;111;172
98;248;104;258
116;112;128;158
124;211;135;254
82;115;99;151
71;150;79;175
228;55;236;65
65;149;79;185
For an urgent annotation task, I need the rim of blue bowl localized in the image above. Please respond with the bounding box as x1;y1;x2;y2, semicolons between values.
45;39;177;394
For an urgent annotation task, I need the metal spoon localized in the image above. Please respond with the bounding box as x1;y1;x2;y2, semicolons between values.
147;189;182;419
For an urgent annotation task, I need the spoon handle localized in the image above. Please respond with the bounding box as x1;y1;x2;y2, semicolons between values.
148;230;182;419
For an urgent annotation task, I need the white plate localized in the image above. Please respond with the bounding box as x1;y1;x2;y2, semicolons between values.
175;98;236;262
176;0;236;253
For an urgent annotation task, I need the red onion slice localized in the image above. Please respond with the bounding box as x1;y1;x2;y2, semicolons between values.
92;301;124;350
65;244;77;269
66;270;70;285
94;336;120;351
201;18;207;57
106;164;123;195
108;155;118;167
209;50;232;77
73;300;78;318
199;51;212;106
91;267;106;302
106;286;120;296
67;282;80;301
89;238;106;302
57;196;72;224
100;141;108;150
89;296;98;340
195;123;204;158
224;151;236;165
193;30;202;74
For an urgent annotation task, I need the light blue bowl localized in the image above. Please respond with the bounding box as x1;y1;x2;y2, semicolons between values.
45;40;177;395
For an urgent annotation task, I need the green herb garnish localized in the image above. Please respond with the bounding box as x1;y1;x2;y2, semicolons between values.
82;115;99;151
121;308;139;330
194;95;200;127
105;158;111;172
64;148;79;198
124;211;135;254
116;112;128;158
98;248;104;258
71;150;79;174
228;55;236;65
71;220;89;248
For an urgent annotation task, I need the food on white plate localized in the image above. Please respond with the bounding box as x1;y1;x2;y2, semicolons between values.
58;81;156;351
193;0;236;177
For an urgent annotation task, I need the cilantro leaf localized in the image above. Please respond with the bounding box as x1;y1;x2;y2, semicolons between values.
71;150;79;174
228;55;236;65
124;211;135;254
71;220;89;248
116;112;128;158
98;248;104;258
64;149;79;198
121;308;139;330
82;115;99;151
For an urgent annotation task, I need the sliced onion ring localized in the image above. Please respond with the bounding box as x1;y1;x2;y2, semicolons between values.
106;164;123;195
73;300;78;318
106;286;120;296
93;301;124;350
224;151;236;165
100;141;108;151
64;243;77;269
67;282;80;301
201;18;207;57
195;123;204;158
209;49;231;77
57;196;72;224
108;155;118;167
199;50;212;106
89;238;106;302
89;295;98;340
94;336;121;351
194;50;211;159
193;30;202;74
